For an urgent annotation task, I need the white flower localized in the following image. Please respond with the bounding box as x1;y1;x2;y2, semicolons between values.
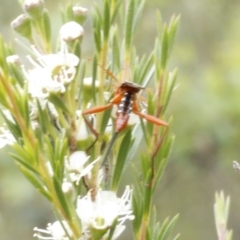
233;161;240;172
65;151;100;183
62;181;74;195
23;43;79;98
76;110;89;141
32;42;79;70
25;66;65;98
33;220;72;240
72;6;88;16
24;0;44;11
83;77;100;88
59;21;84;42
0;127;16;148
24;0;44;19
76;120;89;141
76;186;134;239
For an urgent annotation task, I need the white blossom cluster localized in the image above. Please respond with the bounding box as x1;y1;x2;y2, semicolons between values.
34;186;134;240
1;4;135;240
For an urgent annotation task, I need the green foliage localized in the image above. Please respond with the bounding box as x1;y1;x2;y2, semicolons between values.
147;208;180;240
214;191;233;240
111;130;132;190
0;0;180;239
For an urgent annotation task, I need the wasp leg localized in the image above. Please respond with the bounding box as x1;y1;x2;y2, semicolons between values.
82;102;113;140
82;92;123;151
134;110;168;127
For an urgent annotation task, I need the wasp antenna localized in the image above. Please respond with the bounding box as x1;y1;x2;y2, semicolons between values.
97;63;120;83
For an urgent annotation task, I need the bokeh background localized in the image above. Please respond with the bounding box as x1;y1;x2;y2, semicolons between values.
0;0;240;239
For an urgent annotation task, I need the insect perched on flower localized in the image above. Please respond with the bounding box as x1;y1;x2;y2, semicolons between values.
82;79;168;166
83;81;168;133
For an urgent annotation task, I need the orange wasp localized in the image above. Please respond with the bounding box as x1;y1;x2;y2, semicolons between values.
82;81;168;165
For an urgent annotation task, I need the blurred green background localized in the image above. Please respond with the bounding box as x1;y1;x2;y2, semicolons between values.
1;0;240;239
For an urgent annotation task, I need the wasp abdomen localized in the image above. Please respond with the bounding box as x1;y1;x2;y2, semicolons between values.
117;92;133;114
115;91;134;132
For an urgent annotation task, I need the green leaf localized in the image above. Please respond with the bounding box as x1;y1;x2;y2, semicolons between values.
22;87;30;129
53;176;72;220
93;3;103;24
132;0;145;33
146;228;151;240
76;59;86;108
36;99;48;133
103;0;110;41
100;107;112;136
12;144;36;165
157;214;179;240
142;65;155;88
48;93;70;114
91;55;98;104
111;129;132;190
140;154;149;180
0;36;8;73
17;96;29;128
161;25;169;70
167;15;180;57
125;0;135;51
112;27;121;71
162;68;178;113
146;91;155;134
132;165;144;196
0;85;9;108
150;207;161;240
137;53;154;86
143;170;153;214
64;3;74;22
125;123;143;167
133;55;144;84
20;166;51;201
10;152;39;174
7;62;25;87
153;135;174;192
173;234;181;240
43;134;67;181
54;137;68;180
0;109;22;140
214;191;232;240
156;11;163;40
42;8;51;50
110;0;122;24
72;39;81;58
154;39;161;80
106;218;118;240
43;135;55;163
132;191;143;233
93;29;101;53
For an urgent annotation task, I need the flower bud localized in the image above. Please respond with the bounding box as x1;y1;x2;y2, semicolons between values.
6;55;21;65
6;55;25;86
59;21;84;42
62;181;75;202
11;14;32;39
72;6;88;24
23;0;44;19
82;77;100;104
